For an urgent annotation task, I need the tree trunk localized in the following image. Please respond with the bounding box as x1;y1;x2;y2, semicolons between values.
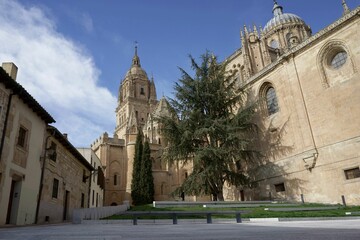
217;191;225;201
214;186;225;201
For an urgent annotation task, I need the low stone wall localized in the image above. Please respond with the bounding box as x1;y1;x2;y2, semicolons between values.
152;200;286;208
73;201;130;224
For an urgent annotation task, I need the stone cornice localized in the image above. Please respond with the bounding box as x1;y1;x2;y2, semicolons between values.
225;48;242;63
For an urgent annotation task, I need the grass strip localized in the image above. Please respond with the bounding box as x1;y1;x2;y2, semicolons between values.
103;204;360;220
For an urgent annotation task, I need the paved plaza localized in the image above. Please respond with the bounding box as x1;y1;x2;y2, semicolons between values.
0;219;360;240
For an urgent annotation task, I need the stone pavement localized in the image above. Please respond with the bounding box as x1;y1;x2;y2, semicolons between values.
0;219;359;240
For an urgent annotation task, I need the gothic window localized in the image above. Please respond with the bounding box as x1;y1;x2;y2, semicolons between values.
260;82;279;116
266;87;279;115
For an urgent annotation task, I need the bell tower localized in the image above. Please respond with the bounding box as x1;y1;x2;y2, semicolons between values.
115;46;158;141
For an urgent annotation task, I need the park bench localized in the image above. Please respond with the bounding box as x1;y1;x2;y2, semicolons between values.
116;210;248;225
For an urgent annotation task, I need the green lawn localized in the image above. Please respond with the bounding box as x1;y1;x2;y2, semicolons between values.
104;204;360;220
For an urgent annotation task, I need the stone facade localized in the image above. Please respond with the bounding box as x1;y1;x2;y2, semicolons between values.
0;64;55;225
37;127;93;224
77;148;104;208
223;1;360;205
94;1;360;205
92;50;193;205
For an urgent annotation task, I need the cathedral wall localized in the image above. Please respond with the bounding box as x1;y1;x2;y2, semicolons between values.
92;135;128;206
243;15;360;205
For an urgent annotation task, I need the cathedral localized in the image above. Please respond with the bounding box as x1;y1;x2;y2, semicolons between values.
93;0;360;205
91;46;191;205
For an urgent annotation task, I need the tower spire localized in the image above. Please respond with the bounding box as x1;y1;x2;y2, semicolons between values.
342;0;350;15
132;41;141;67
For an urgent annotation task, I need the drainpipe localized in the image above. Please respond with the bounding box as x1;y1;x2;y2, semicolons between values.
291;55;319;171
1;62;18;162
88;170;92;208
0;92;14;163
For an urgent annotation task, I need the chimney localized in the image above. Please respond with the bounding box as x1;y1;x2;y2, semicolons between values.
63;133;68;139
2;62;18;81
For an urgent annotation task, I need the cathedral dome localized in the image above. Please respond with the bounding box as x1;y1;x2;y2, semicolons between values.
125;65;148;78
125;46;148;79
263;1;308;35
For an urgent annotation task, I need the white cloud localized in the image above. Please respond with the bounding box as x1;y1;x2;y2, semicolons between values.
0;0;116;147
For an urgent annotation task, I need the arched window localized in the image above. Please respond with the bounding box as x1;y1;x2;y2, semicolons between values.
114;174;118;186
266;87;279;115
270;39;279;49
317;40;355;88
286;33;292;46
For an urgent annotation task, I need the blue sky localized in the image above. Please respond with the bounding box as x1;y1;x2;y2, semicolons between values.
0;0;358;147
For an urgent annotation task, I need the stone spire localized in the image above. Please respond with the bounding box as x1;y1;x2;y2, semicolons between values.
253;25;259;37
342;0;350;15
272;0;283;16
149;75;157;100
132;43;141;67
244;25;249;37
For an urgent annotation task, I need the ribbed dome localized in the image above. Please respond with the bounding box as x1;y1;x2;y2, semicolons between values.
263;2;307;34
125;46;148;79
125;66;148;78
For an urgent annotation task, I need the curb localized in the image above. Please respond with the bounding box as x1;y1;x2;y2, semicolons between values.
241;216;360;222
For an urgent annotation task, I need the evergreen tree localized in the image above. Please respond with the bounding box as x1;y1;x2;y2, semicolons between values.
140;140;155;204
131;131;143;205
159;52;258;201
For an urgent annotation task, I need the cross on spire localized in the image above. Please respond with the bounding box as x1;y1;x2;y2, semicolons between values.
272;0;283;16
134;41;138;56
